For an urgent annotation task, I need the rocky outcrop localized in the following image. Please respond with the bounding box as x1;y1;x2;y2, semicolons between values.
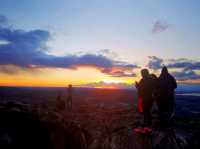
0;101;199;149
0;101;88;149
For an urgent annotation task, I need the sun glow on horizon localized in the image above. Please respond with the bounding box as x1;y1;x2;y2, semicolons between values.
0;65;138;87
94;86;117;89
100;79;123;84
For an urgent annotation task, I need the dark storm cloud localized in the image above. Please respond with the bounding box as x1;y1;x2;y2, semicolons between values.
0;20;138;77
152;21;169;33
147;56;163;70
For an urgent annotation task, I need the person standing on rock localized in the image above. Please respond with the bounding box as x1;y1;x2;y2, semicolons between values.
56;90;66;111
135;69;155;127
66;84;73;111
157;66;177;127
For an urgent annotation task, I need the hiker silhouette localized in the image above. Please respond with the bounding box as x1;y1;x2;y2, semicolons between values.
157;66;177;127
135;69;156;126
66;84;73;111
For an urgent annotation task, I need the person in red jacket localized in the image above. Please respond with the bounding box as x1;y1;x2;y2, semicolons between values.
135;69;156;127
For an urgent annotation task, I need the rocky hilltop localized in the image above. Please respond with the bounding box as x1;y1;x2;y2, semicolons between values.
0;101;199;149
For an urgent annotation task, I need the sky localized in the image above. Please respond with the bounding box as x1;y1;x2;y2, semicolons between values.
0;0;200;88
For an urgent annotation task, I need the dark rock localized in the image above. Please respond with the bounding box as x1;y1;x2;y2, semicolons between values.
0;101;88;149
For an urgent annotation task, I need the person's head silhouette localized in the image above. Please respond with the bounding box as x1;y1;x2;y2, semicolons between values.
141;69;149;79
161;66;168;75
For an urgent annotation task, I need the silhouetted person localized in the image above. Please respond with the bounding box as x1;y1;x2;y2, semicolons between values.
56;93;65;111
150;74;159;107
135;69;155;126
66;84;73;111
157;66;177;127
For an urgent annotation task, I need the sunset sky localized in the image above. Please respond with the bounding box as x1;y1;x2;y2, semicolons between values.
0;0;200;88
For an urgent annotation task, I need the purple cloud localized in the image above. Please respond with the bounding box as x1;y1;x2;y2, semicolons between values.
152;21;169;33
172;70;200;81
147;56;200;81
147;56;164;70
168;60;200;70
0;17;138;77
101;68;136;77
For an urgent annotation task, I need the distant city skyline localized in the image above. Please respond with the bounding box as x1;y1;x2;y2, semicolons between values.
0;0;199;88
